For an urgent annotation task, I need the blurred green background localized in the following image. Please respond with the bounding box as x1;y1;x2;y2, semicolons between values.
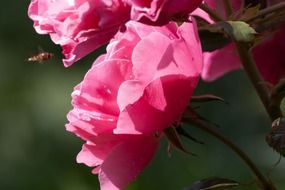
0;1;284;190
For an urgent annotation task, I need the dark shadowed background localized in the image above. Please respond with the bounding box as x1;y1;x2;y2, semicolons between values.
0;1;284;190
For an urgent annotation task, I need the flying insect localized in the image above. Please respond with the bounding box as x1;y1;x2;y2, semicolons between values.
27;52;54;63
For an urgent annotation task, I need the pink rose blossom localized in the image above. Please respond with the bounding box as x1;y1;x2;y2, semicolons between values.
27;0;202;67
127;0;202;25
66;20;202;190
193;0;285;84
252;25;285;84
28;0;130;67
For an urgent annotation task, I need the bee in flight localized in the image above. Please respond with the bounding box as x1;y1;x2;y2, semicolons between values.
27;52;54;63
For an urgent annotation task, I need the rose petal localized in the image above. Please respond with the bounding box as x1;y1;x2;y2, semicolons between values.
99;136;159;190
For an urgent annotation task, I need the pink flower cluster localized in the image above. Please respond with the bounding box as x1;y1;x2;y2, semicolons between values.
66;21;202;189
28;0;285;189
28;0;203;189
28;0;202;66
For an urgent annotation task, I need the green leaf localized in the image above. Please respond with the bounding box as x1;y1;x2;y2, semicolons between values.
220;21;256;42
183;177;239;190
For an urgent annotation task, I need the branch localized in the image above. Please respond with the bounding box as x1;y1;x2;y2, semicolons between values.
246;2;285;23
199;3;224;22
184;117;277;190
234;42;282;121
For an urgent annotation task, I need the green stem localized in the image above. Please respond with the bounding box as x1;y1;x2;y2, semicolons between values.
199;3;224;22
186;117;277;190
234;42;282;121
222;0;233;18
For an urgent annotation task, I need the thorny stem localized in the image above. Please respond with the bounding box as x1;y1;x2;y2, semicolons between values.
246;2;285;23
222;0;233;18
198;0;284;121
253;13;285;34
234;42;282;121
199;3;224;22
259;2;285;17
185;117;277;190
195;1;282;189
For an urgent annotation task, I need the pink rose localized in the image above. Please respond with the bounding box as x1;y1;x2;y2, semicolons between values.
127;0;202;25
28;0;130;67
252;25;285;84
193;0;285;84
28;0;203;66
66;20;202;190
